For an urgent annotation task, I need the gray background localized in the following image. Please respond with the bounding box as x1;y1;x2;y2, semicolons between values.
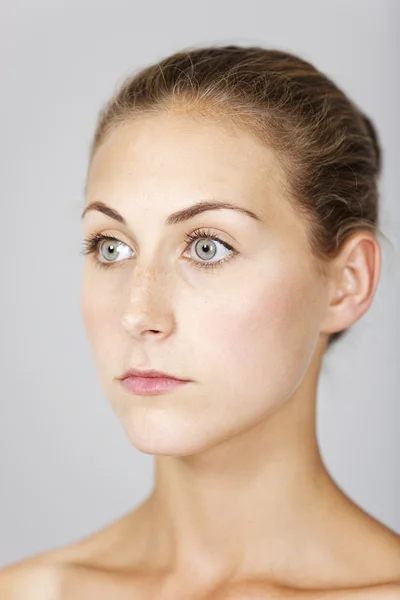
0;0;398;568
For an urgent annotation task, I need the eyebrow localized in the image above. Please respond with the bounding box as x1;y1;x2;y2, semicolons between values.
81;199;262;226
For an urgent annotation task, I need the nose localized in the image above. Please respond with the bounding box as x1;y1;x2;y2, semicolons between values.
120;264;175;340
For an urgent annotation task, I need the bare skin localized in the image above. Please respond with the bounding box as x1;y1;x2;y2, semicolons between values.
1;501;400;599
2;111;399;598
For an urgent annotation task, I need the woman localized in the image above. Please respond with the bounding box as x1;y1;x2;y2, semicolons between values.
1;44;400;599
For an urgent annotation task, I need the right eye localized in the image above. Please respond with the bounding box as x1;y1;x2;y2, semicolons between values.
80;233;134;269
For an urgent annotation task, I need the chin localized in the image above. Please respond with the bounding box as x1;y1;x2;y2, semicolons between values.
117;410;222;457
123;429;209;457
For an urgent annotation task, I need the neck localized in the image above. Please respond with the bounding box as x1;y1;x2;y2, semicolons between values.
145;385;338;587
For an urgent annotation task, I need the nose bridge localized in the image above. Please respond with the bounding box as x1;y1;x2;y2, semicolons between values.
121;256;174;336
131;255;171;292
128;254;173;305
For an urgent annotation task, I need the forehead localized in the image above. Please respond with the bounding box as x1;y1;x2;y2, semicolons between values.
85;112;311;249
87;113;286;202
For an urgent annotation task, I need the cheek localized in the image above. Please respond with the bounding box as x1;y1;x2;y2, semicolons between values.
199;267;323;404
81;280;102;341
80;273;120;359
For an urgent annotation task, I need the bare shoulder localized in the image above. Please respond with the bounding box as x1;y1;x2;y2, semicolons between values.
0;507;143;599
0;559;62;599
305;581;400;600
311;581;400;600
220;580;400;599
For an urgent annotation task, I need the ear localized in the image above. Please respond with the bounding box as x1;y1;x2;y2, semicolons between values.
320;232;382;337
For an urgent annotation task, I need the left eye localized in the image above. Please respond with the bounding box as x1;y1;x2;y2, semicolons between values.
182;231;235;267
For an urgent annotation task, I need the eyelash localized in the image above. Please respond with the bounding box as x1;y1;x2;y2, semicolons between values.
79;228;238;272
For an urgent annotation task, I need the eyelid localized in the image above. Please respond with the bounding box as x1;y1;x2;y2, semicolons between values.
81;226;240;272
84;226;238;252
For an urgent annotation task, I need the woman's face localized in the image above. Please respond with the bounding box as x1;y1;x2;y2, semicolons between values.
81;112;331;456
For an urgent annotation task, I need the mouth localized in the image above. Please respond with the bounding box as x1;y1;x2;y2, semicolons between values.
119;371;191;396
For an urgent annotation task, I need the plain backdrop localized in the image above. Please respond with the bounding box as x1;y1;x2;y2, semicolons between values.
0;0;399;568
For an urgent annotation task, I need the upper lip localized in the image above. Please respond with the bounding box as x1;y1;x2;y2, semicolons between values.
119;368;189;381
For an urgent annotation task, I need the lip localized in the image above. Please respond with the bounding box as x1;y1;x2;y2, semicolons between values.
119;368;189;381
118;368;191;396
120;374;190;396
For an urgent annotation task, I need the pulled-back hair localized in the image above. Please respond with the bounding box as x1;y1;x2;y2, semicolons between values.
87;44;387;348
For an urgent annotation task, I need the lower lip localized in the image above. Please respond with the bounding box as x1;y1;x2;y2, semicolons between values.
120;376;190;395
